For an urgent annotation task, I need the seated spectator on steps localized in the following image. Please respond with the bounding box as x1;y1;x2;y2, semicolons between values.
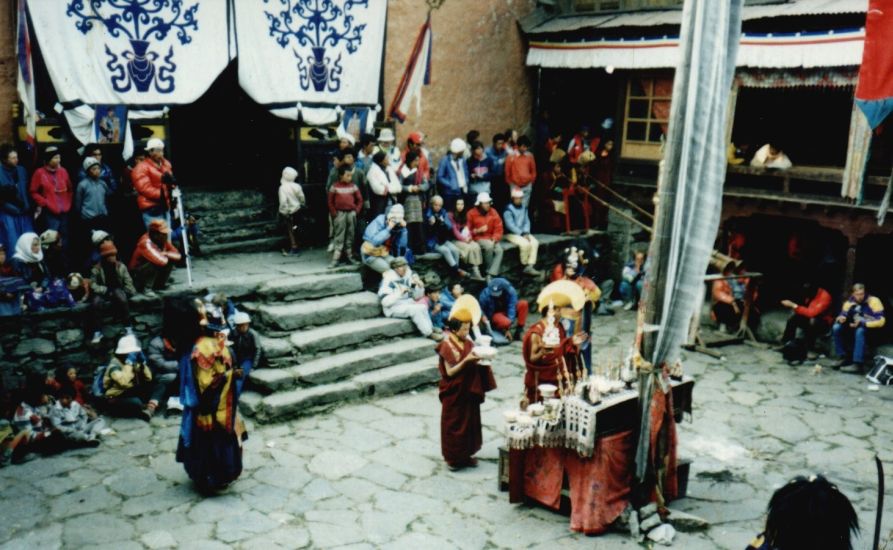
425;195;469;279
745;474;857;550
446;198;485;281
378;257;442;342
88;241;136;344
778;282;832;364
620;251;646;311
832;283;886;374
361;204;409;275
479;277;528;345
39;229;66;279
418;283;446;335
467;192;504;281
11;232;74;312
102;334;164;422
503;188;542;277
231;311;262;398
129;219;181;297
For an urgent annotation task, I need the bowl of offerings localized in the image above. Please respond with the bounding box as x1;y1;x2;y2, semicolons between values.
517;413;534;426
473;335;498;365
527;403;545;416
503;410;518;423
538;383;558;400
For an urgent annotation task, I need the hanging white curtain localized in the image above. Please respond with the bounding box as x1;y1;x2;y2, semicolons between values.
28;0;231;105
235;0;388;122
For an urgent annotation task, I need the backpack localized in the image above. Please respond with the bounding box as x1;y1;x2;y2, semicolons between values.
92;364;107;397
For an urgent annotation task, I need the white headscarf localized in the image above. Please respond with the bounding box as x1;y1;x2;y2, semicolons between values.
13;232;43;263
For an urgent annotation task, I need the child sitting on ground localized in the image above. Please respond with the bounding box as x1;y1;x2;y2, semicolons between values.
49;364;97;419
12;379;59;456
48;386;105;447
418;284;446;335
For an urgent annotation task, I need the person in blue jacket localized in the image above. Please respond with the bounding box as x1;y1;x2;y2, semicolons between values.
435;138;470;211
0;144;33;253
478;277;529;345
361;203;409;274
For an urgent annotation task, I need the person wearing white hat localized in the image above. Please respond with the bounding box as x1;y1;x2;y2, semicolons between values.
377;127;402;171
74;155;112;271
378;256;441;341
361;203;408;274
231;310;262;397
503;188;542;277
103;334;164;422
467;192;504;280
435;138;469;211
132;137;174;229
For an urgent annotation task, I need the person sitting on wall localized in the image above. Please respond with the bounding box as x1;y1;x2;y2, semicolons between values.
778;282;832;365
620;250;646;311
361;204;409;275
503;188;542;277
467;192;504;282
129;219;181;297
89;241;136;343
479;277;528;345
711;262;742;332
832;283;886;374
750;142;792;170
424;195;469;279
378;257;442;342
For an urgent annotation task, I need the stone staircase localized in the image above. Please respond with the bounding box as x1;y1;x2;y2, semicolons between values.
182;188;282;256
238;271;440;423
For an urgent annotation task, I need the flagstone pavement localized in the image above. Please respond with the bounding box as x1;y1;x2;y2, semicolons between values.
2;309;892;549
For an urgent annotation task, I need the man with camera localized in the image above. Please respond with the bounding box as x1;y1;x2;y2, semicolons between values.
832;283;886;373
132;138;175;230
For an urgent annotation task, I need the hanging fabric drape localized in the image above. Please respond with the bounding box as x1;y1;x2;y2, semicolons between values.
27;0;231;106
16;0;36;143
389;14;433;122
635;0;743;482
842;104;872;202
234;0;388;123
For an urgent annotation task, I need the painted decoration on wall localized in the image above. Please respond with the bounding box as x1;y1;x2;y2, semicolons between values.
94;105;127;143
236;0;387;115
27;0;230;105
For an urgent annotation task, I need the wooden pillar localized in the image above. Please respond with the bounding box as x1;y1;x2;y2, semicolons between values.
843;236;858;297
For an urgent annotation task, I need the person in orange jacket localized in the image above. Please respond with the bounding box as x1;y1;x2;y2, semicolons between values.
132;138;174;230
466;192;504;281
129;219;181;297
779;282;833;354
504;136;537;210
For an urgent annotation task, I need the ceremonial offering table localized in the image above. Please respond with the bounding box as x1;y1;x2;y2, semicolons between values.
503;378;694;534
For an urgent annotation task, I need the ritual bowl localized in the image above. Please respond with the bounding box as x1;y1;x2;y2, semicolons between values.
538;383;558;399
476;335;493;347
517;413;534;426
527;403;545;416
543;335;561;348
472;345;497;360
503;410;518;423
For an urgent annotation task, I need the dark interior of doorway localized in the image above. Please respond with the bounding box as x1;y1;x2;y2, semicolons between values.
168;63;295;198
537;68;621;145
731;87;853;168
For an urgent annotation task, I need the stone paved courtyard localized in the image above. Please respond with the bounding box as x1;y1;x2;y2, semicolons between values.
2;309;892;549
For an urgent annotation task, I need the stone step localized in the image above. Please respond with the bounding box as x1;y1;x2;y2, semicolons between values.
202;224;278;245
202;219;276;238
244;356;439;422
288;317;416;356
184;189;269;211
196;206;272;227
249;337;436;392
257;272;363;302
256;291;381;331
201;236;282;256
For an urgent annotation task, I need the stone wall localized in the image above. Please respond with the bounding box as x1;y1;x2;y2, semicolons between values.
383;0;536;158
0;3;17;144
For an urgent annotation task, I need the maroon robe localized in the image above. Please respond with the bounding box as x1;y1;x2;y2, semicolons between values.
521;321;578;402
437;335;496;466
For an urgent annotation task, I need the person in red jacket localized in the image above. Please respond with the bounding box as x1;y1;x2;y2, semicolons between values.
780;282;833;354
30;146;73;237
327;164;363;268
129;219;181;297
132;138;175;230
504;136;537;210
466;192;504;281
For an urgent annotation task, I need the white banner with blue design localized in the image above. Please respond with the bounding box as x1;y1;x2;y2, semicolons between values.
28;0;232;106
235;0;387;121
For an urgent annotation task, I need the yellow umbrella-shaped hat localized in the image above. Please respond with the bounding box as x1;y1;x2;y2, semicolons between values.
537;280;587;312
449;294;482;325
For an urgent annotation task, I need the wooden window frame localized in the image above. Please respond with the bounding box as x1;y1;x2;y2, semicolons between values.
621;75;672;161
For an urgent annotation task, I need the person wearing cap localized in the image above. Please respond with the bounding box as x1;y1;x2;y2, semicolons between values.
278;166;305;256
437;298;496;471
103;334;164;421
0;143;33;254
377;127;402;171
129;219;181;297
467;141;493;200
479;277;528;344
29;146;73;237
435;138;469;211
89;240;136;343
361;203;409;274
505;135;537;210
132;138;174;229
74;156;113;267
231;311;262;397
367;150;402;220
504;188;542;277
466;192;504;280
401;131;431;183
76;144;117;193
327;164;364;268
522;301;587;402
378;256;441;341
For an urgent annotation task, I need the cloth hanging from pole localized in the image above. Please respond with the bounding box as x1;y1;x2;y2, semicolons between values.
635;0;743;482
27;0;231;106
855;0;893;129
235;0;388;122
842;103;872;201
16;0;36;143
389;14;433;122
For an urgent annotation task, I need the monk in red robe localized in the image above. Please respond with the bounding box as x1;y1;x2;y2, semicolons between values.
522;304;587;402
437;317;496;470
